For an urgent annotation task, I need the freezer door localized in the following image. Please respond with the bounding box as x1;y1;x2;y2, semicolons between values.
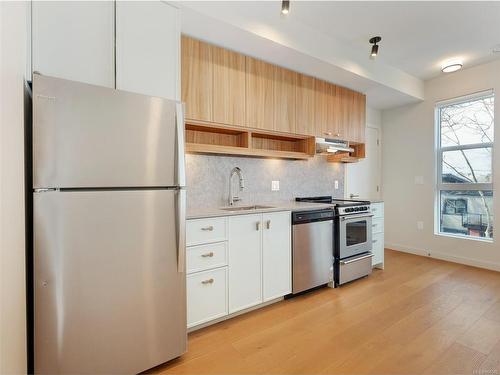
34;190;187;374
33;74;185;188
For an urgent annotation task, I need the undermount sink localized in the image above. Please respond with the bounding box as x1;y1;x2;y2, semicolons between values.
220;205;275;212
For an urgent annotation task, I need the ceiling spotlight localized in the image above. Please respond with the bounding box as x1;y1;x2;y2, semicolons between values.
441;60;463;73
369;36;382;58
281;0;290;15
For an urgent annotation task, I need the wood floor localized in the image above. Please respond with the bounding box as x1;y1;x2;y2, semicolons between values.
151;250;500;375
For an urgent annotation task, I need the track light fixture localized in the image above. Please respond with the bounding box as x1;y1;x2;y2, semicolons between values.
281;0;290;15
369;36;382;58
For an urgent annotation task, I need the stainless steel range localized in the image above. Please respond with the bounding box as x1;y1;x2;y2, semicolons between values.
296;197;374;286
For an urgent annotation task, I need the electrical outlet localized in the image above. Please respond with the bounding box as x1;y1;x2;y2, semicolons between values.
271;180;280;191
334;180;339;190
417;221;424;230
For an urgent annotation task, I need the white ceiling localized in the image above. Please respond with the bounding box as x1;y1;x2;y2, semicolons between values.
289;1;500;80
177;1;500;109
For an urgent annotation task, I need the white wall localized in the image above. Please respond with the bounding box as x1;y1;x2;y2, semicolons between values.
366;106;382;129
0;1;28;373
382;59;500;271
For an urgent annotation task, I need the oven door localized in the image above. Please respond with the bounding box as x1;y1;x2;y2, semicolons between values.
339;213;373;259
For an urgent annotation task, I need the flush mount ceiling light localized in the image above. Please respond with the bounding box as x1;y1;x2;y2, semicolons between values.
281;0;290;15
441;60;463;73
369;36;382;58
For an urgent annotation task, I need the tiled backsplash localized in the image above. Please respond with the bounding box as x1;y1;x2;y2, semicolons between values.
186;154;345;209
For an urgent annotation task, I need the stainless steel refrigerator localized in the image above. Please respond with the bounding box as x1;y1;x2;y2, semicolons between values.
32;73;187;374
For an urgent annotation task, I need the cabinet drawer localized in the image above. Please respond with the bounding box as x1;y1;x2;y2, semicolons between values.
370;203;384;219
371;218;384;234
187;267;228;328
372;232;384;266
187;241;227;274
187;217;227;246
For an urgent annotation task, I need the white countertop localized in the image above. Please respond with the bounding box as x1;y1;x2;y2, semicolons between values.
187;201;335;219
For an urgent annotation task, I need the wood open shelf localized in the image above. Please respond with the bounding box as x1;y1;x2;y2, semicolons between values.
327;143;366;163
185;120;315;160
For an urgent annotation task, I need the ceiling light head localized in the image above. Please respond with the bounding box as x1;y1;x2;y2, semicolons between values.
281;0;290;15
441;60;463;73
369;36;382;58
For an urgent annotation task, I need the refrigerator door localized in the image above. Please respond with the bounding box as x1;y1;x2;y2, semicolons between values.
34;189;187;374
33;73;185;188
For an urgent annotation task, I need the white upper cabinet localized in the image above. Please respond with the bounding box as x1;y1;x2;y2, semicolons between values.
116;1;180;100
262;211;291;301
228;214;263;314
32;1;115;87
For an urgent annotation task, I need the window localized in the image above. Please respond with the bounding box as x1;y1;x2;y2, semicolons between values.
436;91;494;240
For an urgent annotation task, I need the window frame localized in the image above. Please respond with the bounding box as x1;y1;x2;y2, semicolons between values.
434;90;494;241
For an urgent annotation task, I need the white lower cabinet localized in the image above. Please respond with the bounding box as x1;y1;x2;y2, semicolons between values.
186;210;292;328
228;214;263;313
262;211;292;301
187;268;228;328
371;202;385;268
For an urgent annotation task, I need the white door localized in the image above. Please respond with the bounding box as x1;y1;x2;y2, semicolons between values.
116;1;180;100
345;126;381;200
262;211;291;301
32;1;114;87
228;214;262;313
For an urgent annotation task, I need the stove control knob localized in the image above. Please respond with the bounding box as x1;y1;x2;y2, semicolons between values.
354;207;359;211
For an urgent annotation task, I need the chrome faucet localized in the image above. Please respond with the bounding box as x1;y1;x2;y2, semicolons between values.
228;167;245;206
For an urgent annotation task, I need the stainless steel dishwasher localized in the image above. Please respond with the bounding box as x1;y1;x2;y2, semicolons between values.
292;209;334;294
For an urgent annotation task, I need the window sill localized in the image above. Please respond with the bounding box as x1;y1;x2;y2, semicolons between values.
436;232;494;243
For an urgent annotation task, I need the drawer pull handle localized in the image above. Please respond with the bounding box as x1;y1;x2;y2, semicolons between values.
266;220;271;229
256;222;261;231
201;252;214;258
201;226;214;231
201;278;214;285
372;239;378;243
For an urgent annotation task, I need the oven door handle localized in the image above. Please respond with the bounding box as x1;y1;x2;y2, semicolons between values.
340;253;374;265
341;213;374;221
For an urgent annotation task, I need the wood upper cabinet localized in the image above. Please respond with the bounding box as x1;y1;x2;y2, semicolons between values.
245;57;275;129
273;67;297;133
212;45;246;126
326;83;342;139
181;36;212;121
351;92;366;143
314;79;341;138
181;36;366;145
314;79;328;138
295;75;315;136
337;87;366;143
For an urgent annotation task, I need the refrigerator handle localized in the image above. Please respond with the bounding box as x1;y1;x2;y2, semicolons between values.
175;189;186;273
175;103;186;187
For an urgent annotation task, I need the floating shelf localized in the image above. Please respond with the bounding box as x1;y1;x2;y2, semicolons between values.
327;143;366;163
185;120;315;160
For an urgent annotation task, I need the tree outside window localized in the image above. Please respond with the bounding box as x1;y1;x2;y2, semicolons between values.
437;92;494;239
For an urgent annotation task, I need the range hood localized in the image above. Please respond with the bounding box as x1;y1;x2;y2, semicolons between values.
315;137;354;154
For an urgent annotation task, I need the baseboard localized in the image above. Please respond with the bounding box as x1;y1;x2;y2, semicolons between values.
188;297;284;332
385;242;500;272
